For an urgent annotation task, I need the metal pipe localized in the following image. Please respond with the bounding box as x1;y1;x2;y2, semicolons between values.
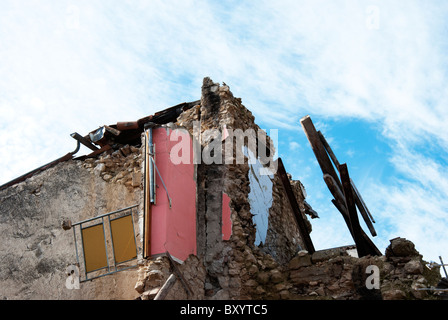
79;264;138;283
142;132;149;258
102;217;110;273
71;140;81;155
71;204;138;226
130;208;139;260
73;226;80;271
79;222;88;281
150;156;172;208
107;215;116;271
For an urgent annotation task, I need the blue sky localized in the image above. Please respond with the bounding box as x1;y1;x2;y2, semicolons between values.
1;0;448;265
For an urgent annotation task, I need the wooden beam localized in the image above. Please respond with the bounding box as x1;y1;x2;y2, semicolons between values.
153;274;177;300
351;179;376;236
301;116;342;190
318;130;340;168
324;174;347;214
277;158;315;253
166;251;194;297
331;199;354;237
70;132;99;151
301;116;381;256
104;125;121;136
318;129;376;237
331;198;380;256
338;163;384;257
351;178;375;224
86;144;111;158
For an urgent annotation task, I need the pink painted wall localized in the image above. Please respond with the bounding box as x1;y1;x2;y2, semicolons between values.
150;127;197;261
222;193;232;241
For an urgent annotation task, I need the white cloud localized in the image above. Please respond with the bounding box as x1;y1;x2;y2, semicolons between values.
289;141;300;151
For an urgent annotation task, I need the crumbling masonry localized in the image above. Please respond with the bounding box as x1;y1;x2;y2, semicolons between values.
0;78;443;300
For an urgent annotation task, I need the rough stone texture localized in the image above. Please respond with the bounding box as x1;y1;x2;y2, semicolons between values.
0;145;143;300
385;237;420;258
198;78;312;299
281;237;440;300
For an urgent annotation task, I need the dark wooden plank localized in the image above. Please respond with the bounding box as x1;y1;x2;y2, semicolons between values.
318;129;376;236
277;158;315;253
0;151;75;191
166;251;194;297
331;199;354;239
338;163;370;257
301;117;381;256
318;130;340;168
351;178;377;236
70;132;99;151
301;116;342;189
361;231;382;256
324;173;377;241
304;200;319;219
324;174;347;214
351;178;375;223
85;144;112;158
154;273;177;300
331;198;381;256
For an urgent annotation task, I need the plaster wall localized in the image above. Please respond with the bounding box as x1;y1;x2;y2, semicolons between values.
0;150;142;300
149;127;197;262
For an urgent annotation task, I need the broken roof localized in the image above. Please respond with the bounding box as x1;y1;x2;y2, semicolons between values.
0;100;200;191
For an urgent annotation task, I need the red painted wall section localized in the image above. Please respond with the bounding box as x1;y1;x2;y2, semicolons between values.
222;192;232;241
150;127;197;261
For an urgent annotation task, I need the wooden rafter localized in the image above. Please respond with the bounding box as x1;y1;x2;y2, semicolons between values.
277;157;315;254
300;115;381;256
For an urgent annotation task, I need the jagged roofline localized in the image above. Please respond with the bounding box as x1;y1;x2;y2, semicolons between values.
0;100;200;192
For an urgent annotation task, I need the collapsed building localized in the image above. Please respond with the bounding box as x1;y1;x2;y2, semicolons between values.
0;78;443;300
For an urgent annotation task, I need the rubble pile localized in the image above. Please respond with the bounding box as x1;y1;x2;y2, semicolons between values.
81;144;142;192
285;237;441;300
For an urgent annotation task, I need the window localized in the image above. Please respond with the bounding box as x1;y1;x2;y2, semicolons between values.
71;205;139;282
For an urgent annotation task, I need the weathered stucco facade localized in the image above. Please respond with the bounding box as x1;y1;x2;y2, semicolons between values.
0;77;443;300
0;148;142;299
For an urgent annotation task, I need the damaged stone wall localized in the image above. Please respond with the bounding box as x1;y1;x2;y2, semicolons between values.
82;145;142;192
134;78;442;301
285;237;441;300
264;174;311;265
0;145;143;300
187;78;309;299
135;77;315;300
